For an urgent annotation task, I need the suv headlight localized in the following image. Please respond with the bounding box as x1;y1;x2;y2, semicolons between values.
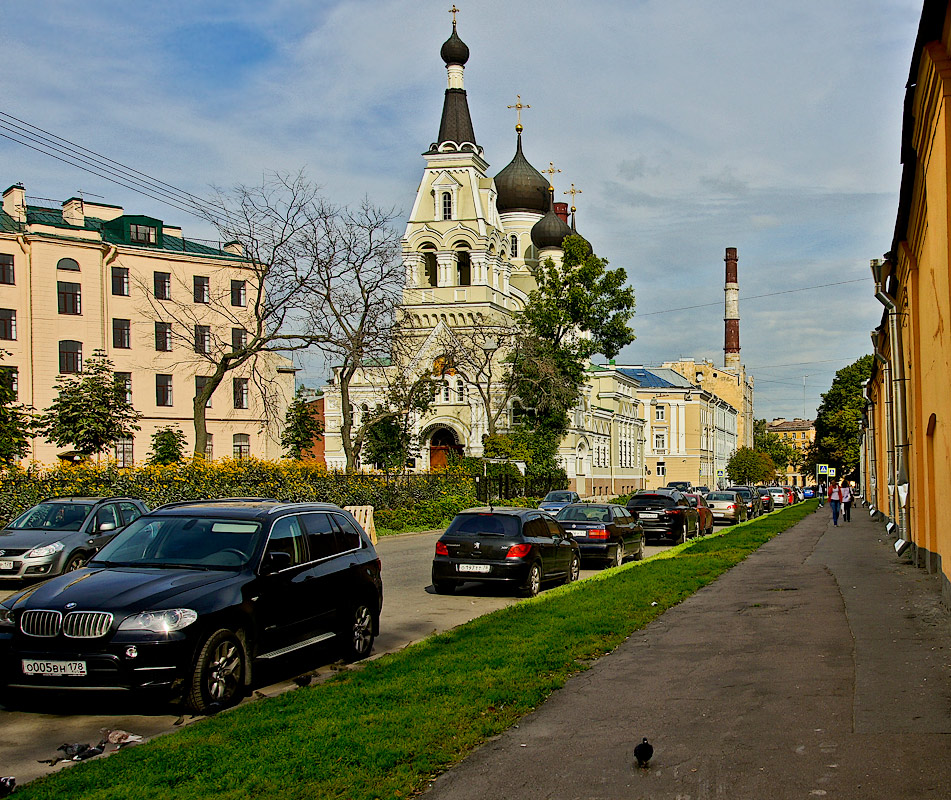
118;609;198;633
26;541;65;559
0;607;15;628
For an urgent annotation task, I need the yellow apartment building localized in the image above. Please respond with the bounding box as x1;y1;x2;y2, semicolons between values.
0;183;295;464
766;417;815;486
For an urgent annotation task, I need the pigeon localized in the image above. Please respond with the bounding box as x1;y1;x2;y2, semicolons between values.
0;777;14;797
73;742;105;760
292;674;315;688
634;737;653;768
56;743;91;758
100;729;143;748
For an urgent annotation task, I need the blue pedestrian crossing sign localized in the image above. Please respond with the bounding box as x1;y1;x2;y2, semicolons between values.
828;467;836;478
817;464;829;475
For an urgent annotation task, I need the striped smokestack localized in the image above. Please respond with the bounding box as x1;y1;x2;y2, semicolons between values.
724;247;740;369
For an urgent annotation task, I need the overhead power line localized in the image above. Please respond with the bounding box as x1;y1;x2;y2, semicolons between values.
638;278;867;317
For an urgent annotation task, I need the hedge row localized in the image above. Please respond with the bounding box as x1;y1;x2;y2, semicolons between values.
0;460;480;528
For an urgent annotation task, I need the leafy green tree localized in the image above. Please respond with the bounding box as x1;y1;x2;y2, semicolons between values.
754;430;795;470
812;355;873;478
512;235;636;436
362;416;412;473
726;447;775;485
36;350;141;458
147;426;188;465
281;387;324;459
0;353;34;465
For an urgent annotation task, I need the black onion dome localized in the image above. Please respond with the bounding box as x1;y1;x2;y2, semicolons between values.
441;24;470;66
531;195;573;250
495;133;550;214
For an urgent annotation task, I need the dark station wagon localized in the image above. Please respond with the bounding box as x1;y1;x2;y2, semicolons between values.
432;508;580;597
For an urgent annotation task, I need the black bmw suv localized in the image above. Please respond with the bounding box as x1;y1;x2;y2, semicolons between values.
0;500;383;713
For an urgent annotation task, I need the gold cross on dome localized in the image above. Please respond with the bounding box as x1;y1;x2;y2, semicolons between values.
541;162;562;189
564;183;582;210
449;5;460;24
507;94;531;131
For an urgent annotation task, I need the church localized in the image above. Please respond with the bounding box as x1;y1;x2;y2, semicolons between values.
321;15;649;496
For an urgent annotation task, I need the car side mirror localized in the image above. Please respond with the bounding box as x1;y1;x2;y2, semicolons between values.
98;522;116;532
262;551;292;574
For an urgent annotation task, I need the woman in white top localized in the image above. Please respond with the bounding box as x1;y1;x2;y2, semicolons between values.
828;480;842;526
840;480;853;523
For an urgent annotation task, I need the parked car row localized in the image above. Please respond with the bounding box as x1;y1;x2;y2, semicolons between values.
0;498;383;713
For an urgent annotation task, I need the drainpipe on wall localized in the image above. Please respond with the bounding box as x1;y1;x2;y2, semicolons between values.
871;335;894;525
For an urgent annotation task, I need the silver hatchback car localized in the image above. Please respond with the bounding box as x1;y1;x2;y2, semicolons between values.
0;497;149;581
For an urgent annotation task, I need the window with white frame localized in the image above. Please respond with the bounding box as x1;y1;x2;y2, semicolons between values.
653;431;667;452
656;462;666;477
654;404;665;421
113;438;134;468
442;192;452;220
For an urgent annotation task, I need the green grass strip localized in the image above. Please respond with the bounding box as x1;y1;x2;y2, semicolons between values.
16;501;818;800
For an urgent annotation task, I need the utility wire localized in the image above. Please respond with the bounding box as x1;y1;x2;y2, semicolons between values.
638;278;867;316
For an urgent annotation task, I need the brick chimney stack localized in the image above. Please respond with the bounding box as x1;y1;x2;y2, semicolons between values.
724;247;740;369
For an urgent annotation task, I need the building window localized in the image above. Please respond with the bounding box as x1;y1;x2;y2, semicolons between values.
131;224;157;244
510;234;518;258
233;377;249;409
231;327;248;351
0;309;15;340
455;378;466;402
113;438;134;468
0;254;13;285
153;271;171;300
653;432;667;453
233;433;250;459
57;257;80;271
57;281;81;315
111;266;129;296
193;276;210;303
156;374;173;407
230;280;246;307
456;250;471;286
654;405;665;421
656;463;666;478
59;340;82;374
442;192;452;220
195;376;213;408
0;367;17;400
194;324;211;354
204;433;214;460
115;372;132;403
422;251;438;287
112;318;131;349
155;322;172;351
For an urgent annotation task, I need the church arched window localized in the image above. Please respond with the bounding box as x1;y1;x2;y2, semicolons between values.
455;249;471;286
455;378;466;402
420;245;438;287
510;234;518;258
442;381;451;402
442;192;452;220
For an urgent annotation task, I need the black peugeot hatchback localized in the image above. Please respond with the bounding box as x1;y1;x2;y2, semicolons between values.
432;507;580;597
0;500;383;713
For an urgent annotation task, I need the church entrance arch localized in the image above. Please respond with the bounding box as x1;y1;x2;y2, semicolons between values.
425;425;465;469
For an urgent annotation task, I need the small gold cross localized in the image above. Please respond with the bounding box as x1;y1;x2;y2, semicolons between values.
541;162;561;190
507;94;531;132
449;5;460;25
564;183;582;211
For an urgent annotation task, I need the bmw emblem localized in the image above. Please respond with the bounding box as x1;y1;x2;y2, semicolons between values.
65;602;77;610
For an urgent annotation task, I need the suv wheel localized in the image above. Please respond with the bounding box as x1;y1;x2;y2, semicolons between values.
187;629;247;714
341;602;376;662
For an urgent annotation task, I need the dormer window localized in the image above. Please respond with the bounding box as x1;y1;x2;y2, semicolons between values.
130;224;157;244
442;192;452;220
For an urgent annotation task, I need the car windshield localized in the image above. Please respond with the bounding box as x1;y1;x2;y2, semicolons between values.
556;506;610;522
445;514;520;537
706;492;735;502
7;502;93;531
543;492;574;502
91;516;263;570
628;495;676;508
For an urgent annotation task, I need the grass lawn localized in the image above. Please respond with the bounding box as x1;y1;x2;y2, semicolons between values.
16;501;818;800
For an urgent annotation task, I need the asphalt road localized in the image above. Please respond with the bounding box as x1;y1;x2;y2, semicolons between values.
0;530;670;786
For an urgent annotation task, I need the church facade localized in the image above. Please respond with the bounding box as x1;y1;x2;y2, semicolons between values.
321;19;647;495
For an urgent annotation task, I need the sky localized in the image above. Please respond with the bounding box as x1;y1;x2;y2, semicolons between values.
0;0;924;422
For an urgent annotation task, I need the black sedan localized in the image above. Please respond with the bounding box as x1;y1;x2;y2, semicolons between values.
0;500;383;713
432;508;580;597
626;490;699;543
554;503;644;567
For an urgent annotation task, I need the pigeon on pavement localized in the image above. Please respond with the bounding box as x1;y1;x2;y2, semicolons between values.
100;729;143;748
634;737;653;768
56;743;91;758
0;776;14;797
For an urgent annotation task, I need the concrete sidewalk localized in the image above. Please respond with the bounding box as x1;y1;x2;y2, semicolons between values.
425;504;951;799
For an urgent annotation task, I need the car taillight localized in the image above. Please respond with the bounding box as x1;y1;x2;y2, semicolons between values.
665;509;681;515
435;542;449;556
588;528;609;539
506;543;533;559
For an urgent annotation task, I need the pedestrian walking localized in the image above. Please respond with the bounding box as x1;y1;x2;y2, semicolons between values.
828;480;842;526
840;480;853;522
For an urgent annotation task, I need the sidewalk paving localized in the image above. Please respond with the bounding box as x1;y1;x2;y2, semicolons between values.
425;504;951;799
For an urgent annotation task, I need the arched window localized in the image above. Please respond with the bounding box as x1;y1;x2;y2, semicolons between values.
456;250;471;286
233;433;250;460
455;378;466;402
57;257;80;271
442;192;452;220
510;234;518;258
421;245;438;287
442;381;451;402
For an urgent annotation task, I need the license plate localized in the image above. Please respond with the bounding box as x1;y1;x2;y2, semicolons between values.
0;561;14;571
639;512;659;519
22;659;87;677
457;563;491;574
